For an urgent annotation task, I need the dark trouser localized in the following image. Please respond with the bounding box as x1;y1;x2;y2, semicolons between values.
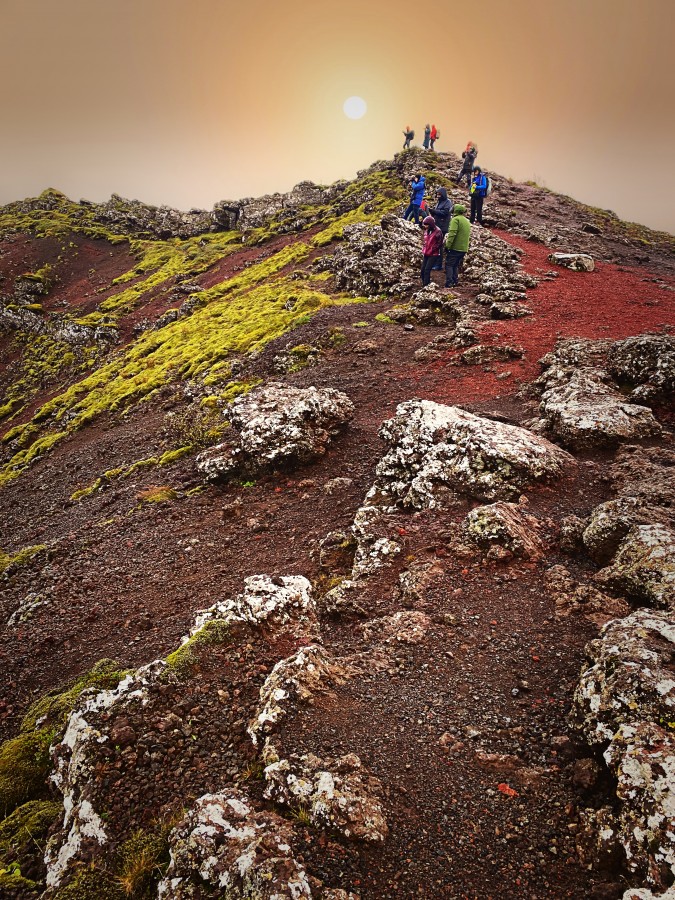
404;202;422;224
432;235;446;269
430;139;436;151
445;250;466;287
470;194;484;224
403;138;411;149
421;255;436;286
456;168;471;187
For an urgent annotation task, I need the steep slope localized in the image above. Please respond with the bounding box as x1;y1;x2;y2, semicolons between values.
0;150;673;900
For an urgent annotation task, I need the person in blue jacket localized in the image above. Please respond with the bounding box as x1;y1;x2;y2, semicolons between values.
403;174;426;225
470;166;488;225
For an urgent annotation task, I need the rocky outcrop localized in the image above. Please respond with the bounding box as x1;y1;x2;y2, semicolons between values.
464;500;547;559
548;251;595;271
248;644;350;748
594;523;675;608
608;334;675;408
367;400;574;510
572;609;675;746
263;751;388;842
44;575;327;891
572;609;675;890
196;383;354;481
463;228;538;305
534;338;662;448
319;214;421;298
536;367;660;449
214;180;344;235
156;789;314;899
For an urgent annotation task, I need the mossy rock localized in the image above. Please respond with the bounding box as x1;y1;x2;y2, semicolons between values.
0;800;62;892
51;865;125;900
0;660;127;817
0;731;53;816
164;619;232;677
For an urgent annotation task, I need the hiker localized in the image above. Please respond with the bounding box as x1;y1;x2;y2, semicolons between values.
470;166;488;225
430;186;452;270
402;126;414;150
421;215;443;286
456;141;478;188
430;124;438;151
444;203;470;287
423;124;431;150
403;174;426;225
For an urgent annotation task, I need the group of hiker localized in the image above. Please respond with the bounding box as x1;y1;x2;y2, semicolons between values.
402;124;439;151
402;141;490;288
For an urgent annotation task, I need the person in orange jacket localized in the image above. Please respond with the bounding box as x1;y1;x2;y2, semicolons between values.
430;124;439;151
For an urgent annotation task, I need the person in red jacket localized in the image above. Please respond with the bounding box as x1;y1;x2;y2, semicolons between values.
421;215;443;286
430;124;438;151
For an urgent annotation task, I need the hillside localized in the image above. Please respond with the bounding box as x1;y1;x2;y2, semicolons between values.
0;149;674;900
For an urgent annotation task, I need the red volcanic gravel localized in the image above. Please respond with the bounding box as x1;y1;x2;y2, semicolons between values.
417;229;675;405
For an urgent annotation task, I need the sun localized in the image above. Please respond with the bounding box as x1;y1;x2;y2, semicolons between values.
343;96;367;119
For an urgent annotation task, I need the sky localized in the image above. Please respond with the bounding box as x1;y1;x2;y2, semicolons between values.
1;0;674;233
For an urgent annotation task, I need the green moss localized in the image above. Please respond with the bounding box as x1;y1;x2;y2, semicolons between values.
0;800;62;889
52;865;125;900
0;732;53;817
352;321;370;328
0;864;38;891
21;659;127;733
375;313;395;324
137;486;177;504
0;661;126;817
0;543;46;574
165;619;232;676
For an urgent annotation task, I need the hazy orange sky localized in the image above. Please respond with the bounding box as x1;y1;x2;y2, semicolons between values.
2;0;674;232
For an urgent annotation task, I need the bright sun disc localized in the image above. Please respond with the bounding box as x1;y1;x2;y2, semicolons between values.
343;96;367;119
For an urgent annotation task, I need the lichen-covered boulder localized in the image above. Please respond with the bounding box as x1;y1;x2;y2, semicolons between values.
368;400;574;510
571;609;675;746
263;751;388;843
156;790;314;899
464;500;547;559
537;367;660;449
462;228;537;301
248;645;350;748
548;252;595;271
594;524;675;608
189;573;319;643
608;334;675;407
350;505;401;577
611;447;675;512
572;609;675;890
605;722;675;888
322;214;421;298
386;283;467;327
582;497;655;564
545;565;630;625
196;383;354;481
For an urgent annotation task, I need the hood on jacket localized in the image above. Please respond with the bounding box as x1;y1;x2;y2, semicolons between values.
436;187;448;201
422;215;436;228
453;204;466;215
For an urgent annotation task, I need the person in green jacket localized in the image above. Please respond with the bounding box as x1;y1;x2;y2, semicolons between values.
444;203;471;288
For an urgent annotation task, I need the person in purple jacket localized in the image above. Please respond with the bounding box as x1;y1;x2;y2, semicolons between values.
421;215;443;286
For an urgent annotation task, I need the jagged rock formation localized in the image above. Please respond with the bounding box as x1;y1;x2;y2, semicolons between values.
548;251;595;271
533;337;665;448
572;610;675;890
366;400;574;510
317;213;421;297
196;383;354;481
